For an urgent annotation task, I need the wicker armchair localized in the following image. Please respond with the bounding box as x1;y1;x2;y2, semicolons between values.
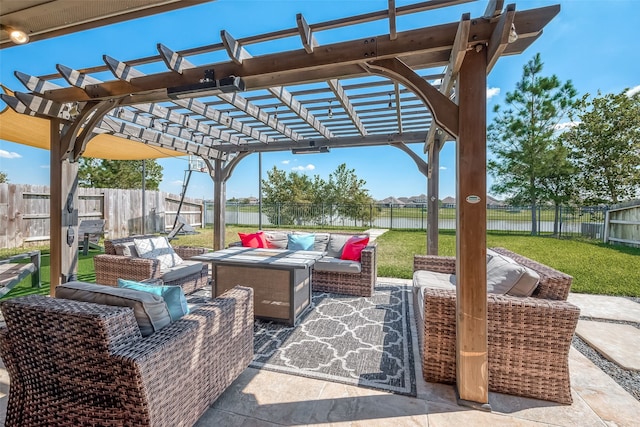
0;286;254;427
413;247;580;404
94;235;210;294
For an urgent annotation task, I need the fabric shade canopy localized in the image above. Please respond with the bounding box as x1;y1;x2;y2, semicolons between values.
0;87;183;160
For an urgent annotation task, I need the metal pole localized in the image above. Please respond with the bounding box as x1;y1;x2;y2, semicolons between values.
141;159;146;235
258;152;263;230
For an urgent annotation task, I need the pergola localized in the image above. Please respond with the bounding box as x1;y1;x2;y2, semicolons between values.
0;0;559;407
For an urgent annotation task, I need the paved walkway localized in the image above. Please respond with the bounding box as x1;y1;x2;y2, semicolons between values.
569;293;640;371
2;274;639;425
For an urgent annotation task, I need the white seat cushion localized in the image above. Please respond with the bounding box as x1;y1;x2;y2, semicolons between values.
160;260;204;283
486;249;539;297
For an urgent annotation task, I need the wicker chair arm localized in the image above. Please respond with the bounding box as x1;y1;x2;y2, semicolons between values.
110;286;254;425
413;255;456;274
173;246;209;259
94;254;161;286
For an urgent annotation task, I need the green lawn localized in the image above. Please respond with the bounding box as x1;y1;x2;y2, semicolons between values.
2;227;638;299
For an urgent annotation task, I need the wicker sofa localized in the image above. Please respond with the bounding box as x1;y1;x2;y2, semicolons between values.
233;230;378;297
0;285;254;427
94;235;209;294
412;247;580;404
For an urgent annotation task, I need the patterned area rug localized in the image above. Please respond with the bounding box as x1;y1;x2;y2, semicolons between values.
250;283;417;396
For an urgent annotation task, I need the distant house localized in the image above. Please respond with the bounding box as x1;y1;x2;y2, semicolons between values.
377;196;405;207
247;197;259;205
405;194;427;207
441;196;456;208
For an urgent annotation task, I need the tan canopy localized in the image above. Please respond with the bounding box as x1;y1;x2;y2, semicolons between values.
0;87;182;160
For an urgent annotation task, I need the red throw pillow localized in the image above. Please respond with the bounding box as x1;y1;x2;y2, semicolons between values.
238;231;268;248
340;236;370;261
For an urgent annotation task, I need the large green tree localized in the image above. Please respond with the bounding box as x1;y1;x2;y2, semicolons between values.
78;158;163;190
488;53;577;235
562;89;640;204
261;163;375;226
0;171;7;183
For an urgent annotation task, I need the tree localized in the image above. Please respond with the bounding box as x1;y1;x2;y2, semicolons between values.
78;158;163;190
261;163;375;226
0;171;7;183
488;53;577;235
562;89;640;204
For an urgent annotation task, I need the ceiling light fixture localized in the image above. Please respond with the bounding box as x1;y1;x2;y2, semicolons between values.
1;24;29;45
388;93;393;109
328;101;333;118
274;105;278;120
167;69;245;100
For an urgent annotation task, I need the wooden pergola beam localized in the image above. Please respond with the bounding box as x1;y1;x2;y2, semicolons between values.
388;0;398;41
326;79;368;136
158;44;301;142
222;30;334;140
39;6;564;104
296;13;318;53
103;55;253;146
487;4;516;73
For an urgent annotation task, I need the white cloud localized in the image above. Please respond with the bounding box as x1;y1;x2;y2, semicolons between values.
171;180;183;186
554;121;579;131
626;85;640;97
40;165;50;169
0;149;22;159
281;160;290;164
486;87;500;100
439;166;447;170
292;164;315;171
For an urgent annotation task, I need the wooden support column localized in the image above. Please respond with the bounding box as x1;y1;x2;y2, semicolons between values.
427;141;439;255
212;159;226;251
49;119;79;293
455;45;489;406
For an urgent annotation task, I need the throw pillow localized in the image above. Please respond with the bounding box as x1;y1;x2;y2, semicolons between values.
287;233;315;251
118;279;189;322
114;242;138;257
238;231;269;248
340;236;370;261
134;236;183;270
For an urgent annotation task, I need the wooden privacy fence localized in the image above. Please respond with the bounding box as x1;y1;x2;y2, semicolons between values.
0;184;204;249
603;200;640;248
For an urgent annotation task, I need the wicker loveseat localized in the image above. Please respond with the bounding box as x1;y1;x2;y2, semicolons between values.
0;285;254;427
94;235;209;294
232;230;378;297
412;247;580;404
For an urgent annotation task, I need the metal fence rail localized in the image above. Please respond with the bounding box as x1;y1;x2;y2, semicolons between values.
211;202;607;238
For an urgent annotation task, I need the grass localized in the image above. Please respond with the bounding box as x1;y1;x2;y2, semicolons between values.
2;227;638;299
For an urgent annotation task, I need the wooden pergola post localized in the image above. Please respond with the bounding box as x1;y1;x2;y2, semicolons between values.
212;159;226;251
455;45;488;406
49;119;79;293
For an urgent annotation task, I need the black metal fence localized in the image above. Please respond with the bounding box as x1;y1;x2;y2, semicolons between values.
206;202;607;239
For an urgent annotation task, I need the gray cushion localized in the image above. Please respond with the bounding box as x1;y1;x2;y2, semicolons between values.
486;249;539;297
313;257;362;274
55;281;171;337
263;231;289;249
160;260;204;283
326;234;352;258
312;233;330;252
413;270;456;290
114;242;138;257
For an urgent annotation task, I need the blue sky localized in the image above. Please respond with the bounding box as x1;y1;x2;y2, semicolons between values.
1;0;638;201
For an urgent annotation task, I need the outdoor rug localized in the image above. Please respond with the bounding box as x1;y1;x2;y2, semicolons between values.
250;283;417;396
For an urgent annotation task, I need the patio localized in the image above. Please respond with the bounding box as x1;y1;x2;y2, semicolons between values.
1;277;639;426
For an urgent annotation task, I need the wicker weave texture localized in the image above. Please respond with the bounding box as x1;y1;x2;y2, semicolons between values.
312;243;377;297
96;235;209;293
0;286;254;427
413;250;580;404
